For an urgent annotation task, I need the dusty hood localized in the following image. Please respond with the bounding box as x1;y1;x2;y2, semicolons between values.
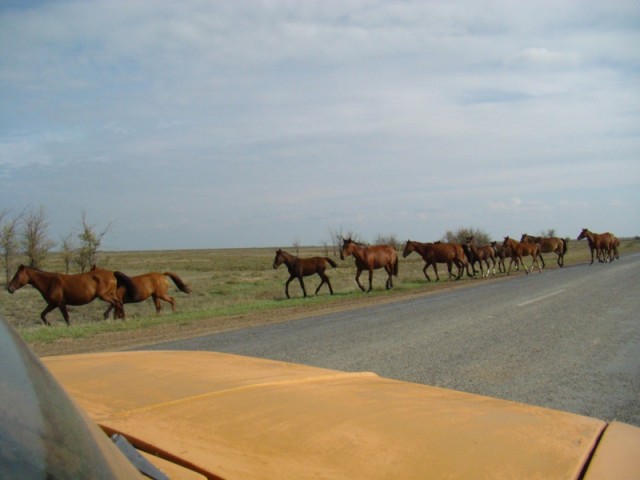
41;350;628;479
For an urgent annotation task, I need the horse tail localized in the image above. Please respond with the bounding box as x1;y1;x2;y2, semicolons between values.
325;258;337;268
561;238;567;255
164;272;192;294
393;255;399;277
114;271;140;302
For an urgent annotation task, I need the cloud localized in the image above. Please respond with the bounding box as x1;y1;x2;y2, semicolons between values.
511;47;581;68
0;1;639;249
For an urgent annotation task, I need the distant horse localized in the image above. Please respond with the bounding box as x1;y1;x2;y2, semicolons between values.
103;271;192;318
490;241;512;273
610;235;620;262
273;249;337;298
464;237;497;278
340;238;398;292
577;228;615;265
7;264;135;326
502;237;543;274
402;240;469;282
520;234;568;267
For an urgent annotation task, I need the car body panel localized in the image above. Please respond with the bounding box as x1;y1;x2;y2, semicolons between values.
582;421;640;480
43;350;616;480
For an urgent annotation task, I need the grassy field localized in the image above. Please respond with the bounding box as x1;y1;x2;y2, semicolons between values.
1;237;638;347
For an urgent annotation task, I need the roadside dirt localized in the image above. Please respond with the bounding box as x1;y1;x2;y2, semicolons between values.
31;279;492;357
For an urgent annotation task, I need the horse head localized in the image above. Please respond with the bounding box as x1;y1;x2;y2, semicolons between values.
402;240;415;258
577;228;590;241
273;249;285;269
340;238;355;260
7;264;28;293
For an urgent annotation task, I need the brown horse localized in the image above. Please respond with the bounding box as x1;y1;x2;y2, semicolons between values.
103;271;192;318
402;240;469;282
273;249;337;298
340;238;398;292
464;237;497;278
577;228;615;264
610;235;620;262
7;265;136;326
502;237;543;274
520;234;567;268
490;241;512;273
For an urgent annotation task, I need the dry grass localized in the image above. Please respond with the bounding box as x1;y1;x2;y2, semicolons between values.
1;238;638;348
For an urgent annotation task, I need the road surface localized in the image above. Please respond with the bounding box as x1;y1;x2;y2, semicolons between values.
146;254;640;425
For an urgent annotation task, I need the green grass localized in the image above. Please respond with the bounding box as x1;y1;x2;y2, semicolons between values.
2;238;638;345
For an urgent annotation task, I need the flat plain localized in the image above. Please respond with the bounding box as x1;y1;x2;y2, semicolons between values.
1;237;638;356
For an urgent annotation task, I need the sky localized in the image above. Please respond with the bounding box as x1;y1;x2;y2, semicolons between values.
1;1;639;251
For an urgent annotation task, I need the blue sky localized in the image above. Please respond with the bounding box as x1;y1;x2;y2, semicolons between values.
1;1;639;250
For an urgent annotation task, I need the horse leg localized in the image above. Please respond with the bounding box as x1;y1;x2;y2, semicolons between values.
40;304;56;326
433;262;440;282
506;258;515;275
58;305;71;326
316;273;333;295
114;300;126;319
298;277;308;297
385;265;393;290
103;303;114;320
446;261;454;281
533;254;543;273
285;275;295;298
454;260;464;280
422;263;432;282
368;268;375;292
355;268;366;292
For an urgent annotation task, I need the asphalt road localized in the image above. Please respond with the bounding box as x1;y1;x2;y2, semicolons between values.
146;254;640;426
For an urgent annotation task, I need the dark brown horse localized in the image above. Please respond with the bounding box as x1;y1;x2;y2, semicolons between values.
577;228;615;264
490;241;512;273
402;240;469;282
340;238;398;292
520;234;567;267
502;237;543;274
273;249;337;298
103;271;192;318
7;265;136;326
464;237;497;278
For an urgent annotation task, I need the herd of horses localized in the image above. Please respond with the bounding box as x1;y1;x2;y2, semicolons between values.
273;228;620;297
6;228;619;326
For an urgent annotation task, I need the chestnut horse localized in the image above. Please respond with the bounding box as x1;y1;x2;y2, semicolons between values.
464;237;496;278
520;234;567;267
402;240;469;282
490;241;512;273
340;238;398;292
7;264;136;326
577;228;615;264
273;249;337;298
502;237;543;274
103;271;192;318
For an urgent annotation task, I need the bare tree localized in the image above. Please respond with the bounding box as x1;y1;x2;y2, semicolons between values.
0;210;22;283
443;227;491;245
22;205;55;268
60;233;76;274
76;210;112;272
375;233;400;249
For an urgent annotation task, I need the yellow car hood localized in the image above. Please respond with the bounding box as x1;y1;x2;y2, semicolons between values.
43;350;636;480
